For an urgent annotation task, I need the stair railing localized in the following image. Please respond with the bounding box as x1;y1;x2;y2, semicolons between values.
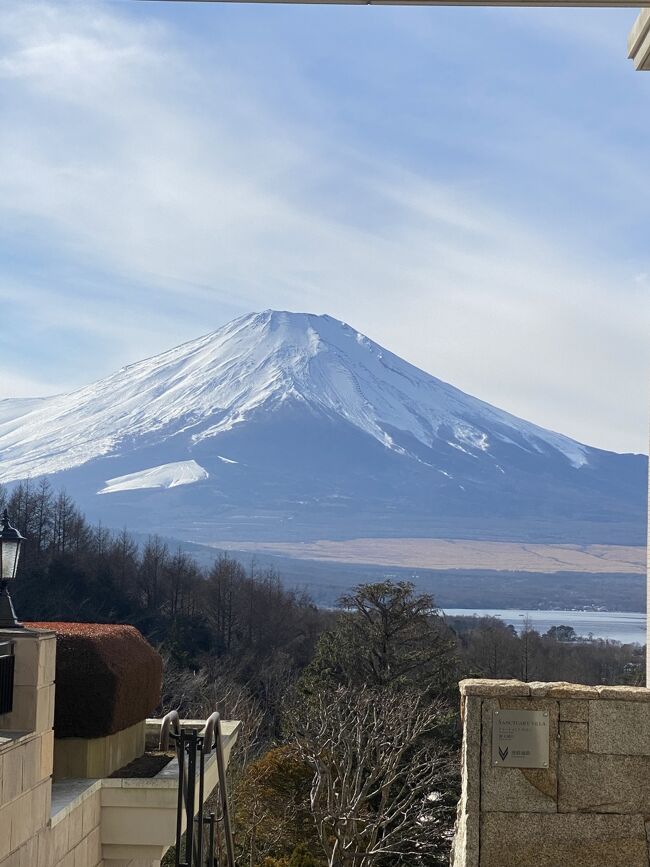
160;709;236;867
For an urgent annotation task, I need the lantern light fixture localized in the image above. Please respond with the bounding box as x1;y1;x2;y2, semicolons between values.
0;510;25;629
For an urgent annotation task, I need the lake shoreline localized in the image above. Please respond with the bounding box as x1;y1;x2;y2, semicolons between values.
443;608;647;645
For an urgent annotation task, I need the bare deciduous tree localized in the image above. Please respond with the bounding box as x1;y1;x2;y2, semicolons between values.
160;655;264;771
290;686;455;867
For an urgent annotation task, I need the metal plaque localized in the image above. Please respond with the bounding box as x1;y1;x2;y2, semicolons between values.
491;709;549;768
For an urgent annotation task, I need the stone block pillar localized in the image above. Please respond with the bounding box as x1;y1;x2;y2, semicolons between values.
0;627;56;867
451;679;650;867
0;627;56;735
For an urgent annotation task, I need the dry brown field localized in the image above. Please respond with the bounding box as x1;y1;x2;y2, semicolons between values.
212;538;646;574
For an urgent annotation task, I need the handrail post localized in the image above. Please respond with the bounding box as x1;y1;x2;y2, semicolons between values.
185;729;197;867
174;728;185;867
215;715;236;867
200;711;236;867
195;734;206;866
168;711;237;867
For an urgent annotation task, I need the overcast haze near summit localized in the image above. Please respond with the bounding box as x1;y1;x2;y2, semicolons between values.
0;0;648;454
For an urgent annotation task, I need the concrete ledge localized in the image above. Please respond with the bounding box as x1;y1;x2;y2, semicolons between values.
460;679;650;702
145;717;241;741
595;686;650;702
0;729;39;755
629;9;650;70
528;682;599;699
51;778;102;824
54;719;146;781
459;679;530;697
100;720;241;863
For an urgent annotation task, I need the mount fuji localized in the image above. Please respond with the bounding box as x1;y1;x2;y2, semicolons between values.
0;311;645;545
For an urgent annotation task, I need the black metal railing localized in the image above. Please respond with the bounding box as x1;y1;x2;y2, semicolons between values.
0;641;15;715
159;711;236;867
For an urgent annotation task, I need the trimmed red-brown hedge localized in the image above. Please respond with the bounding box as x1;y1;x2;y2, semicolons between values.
28;622;162;739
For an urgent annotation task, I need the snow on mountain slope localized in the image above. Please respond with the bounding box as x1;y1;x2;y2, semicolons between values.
0;397;52;425
0;310;591;483
98;460;208;494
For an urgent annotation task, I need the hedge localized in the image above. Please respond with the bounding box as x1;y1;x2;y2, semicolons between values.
28;622;163;739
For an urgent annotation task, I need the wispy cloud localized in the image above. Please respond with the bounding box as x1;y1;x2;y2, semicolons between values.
0;0;647;453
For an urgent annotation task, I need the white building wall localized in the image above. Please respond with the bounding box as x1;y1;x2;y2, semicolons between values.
1;628;239;867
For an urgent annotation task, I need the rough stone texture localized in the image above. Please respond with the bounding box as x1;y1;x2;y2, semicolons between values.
589;701;650;755
453;680;650;866
460;679;530;697
559;753;650;814
481;698;558;812
596;686;650;702
450;697;481;867
560;700;590;722
480;813;649;867
528;682;599;700
450;810;475;867
559;722;588;753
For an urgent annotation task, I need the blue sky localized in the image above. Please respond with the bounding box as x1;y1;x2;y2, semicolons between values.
0;0;648;453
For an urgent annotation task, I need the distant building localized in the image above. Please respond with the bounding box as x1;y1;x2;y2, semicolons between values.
629;10;650;70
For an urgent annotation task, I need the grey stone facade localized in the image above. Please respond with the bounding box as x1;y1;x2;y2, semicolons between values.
450;679;650;867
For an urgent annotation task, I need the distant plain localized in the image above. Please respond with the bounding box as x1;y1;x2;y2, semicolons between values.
209;537;646;575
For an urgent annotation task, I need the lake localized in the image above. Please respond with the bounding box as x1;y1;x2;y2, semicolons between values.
443;608;647;644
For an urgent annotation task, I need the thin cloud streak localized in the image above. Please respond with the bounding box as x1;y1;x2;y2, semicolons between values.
0;0;647;454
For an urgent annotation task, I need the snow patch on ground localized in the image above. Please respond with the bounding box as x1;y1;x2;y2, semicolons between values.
98;460;208;494
455;426;489;452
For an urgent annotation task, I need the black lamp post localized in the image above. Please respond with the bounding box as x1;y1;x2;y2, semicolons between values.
0;510;25;629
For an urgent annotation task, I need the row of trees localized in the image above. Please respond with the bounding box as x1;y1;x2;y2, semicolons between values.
453;615;644;686
1;480;328;729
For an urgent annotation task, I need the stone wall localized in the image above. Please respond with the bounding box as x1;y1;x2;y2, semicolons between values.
45;783;103;867
0;629;55;866
0;629;104;867
451;679;650;867
0;628;102;867
54;720;146;781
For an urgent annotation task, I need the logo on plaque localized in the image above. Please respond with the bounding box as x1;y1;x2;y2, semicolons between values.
491;709;549;768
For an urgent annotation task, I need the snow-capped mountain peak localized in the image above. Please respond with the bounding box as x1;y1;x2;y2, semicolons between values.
2;309;646;549
0;310;590;483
